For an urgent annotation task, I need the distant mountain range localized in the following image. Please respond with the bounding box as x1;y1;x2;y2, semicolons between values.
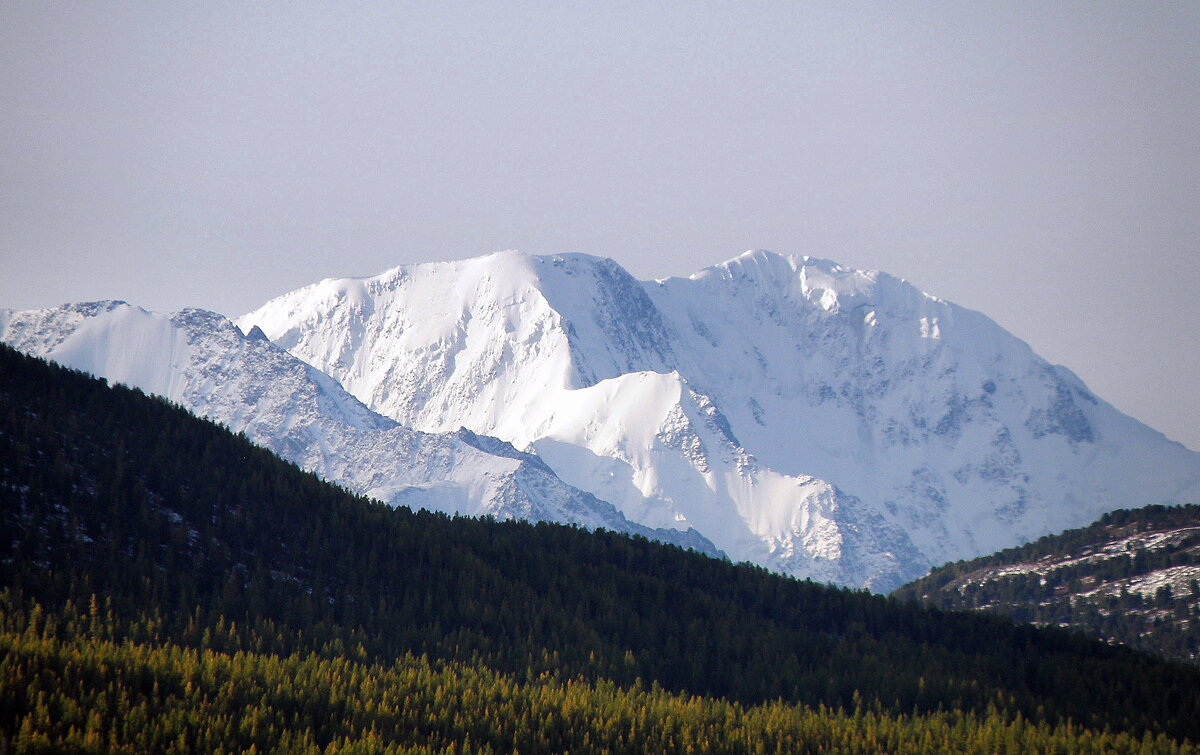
6;250;1200;589
894;503;1200;664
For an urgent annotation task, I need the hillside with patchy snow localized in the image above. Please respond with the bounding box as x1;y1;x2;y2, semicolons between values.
0;301;718;556
894;504;1200;664
239;250;1200;590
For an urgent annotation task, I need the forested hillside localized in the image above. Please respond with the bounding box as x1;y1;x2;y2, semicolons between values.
3;343;1200;750
3;597;1188;754
895;504;1200;664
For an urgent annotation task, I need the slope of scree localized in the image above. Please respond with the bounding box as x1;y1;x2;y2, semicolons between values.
0;301;718;556
239;250;1200;591
3;343;1200;744
894;504;1200;665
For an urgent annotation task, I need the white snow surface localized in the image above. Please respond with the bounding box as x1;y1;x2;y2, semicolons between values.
236;250;1200;590
0;300;720;556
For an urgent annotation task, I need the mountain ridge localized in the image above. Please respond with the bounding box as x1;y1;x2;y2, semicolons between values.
0;299;719;557
238;249;1200;589
6;249;1197;589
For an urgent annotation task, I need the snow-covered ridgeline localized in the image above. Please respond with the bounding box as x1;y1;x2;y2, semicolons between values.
239;250;1200;590
0;301;721;556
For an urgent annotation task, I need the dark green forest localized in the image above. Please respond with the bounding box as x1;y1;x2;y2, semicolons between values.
894;504;1200;664
3;343;1200;752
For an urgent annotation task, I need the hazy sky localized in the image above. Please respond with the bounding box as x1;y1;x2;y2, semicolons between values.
2;2;1198;451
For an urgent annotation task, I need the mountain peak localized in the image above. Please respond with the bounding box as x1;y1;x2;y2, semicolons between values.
681;250;901;316
231;250;1200;588
20;250;1194;589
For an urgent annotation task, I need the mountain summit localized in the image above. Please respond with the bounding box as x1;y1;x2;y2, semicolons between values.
236;250;1200;590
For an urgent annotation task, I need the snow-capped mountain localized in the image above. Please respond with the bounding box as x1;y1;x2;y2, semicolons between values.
0;300;720;555
239;250;1200;591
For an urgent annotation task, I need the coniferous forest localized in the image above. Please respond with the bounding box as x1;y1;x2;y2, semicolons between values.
894;504;1200;665
3;342;1200;752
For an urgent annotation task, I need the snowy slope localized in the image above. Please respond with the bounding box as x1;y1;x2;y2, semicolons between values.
0;301;720;555
240;250;1200;590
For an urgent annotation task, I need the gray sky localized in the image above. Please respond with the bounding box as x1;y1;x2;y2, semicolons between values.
2;1;1198;451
